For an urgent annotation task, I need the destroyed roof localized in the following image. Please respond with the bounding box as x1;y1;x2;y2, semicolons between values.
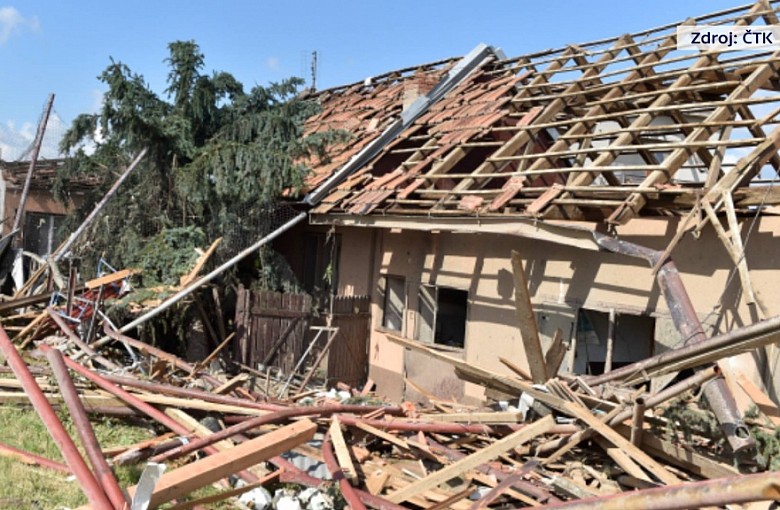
303;1;780;225
1;158;100;192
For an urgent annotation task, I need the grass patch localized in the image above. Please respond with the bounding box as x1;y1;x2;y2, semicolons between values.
0;405;153;509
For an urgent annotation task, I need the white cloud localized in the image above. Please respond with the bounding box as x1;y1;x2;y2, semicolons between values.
265;56;280;71
0;6;40;45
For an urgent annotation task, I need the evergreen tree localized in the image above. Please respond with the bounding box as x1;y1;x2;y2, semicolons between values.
58;41;342;285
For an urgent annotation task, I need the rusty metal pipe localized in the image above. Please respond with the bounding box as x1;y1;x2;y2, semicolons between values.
337;415;577;436
610;365;719;427
0;327;114;510
528;470;780;510
536;367;720;456
0;440;70;474
45;348;129;509
592;233;755;453
630;396;646;446
101;373;286;412
101;372;404;417
151;405;356;463
46;348;259;483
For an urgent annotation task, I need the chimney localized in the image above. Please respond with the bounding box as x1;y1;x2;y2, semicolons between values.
402;72;439;111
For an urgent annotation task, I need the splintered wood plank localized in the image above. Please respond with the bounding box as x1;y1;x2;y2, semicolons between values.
179;237;222;288
736;374;780;426
131;419;316;508
592;436;653;483
562;400;680;485
544;328;566;377
165;408;236;452
366;469;391;495
387;415;555;504
213;373;249;395
510;250;547;384
352;420;410;451
85;269;134;289
499;357;532;380
330;417;358;484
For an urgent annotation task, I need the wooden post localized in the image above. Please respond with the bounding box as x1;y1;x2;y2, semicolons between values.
11;94;54;237
510;250;548;383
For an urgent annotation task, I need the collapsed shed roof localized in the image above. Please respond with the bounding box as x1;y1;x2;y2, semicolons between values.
303;0;780;226
0;159;100;193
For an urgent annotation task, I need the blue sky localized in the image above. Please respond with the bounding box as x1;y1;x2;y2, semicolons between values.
0;1;748;159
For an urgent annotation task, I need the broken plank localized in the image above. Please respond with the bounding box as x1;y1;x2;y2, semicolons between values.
179;237;222;288
545;328;567;377
330;416;358;484
592;435;653;483
428;487;476;510
133;419;315;508
510;250;548;383
366;469;391;496
562;400;680;485
213;373;249;395
85;269;134;290
736;373;780;426
352;420;410;451
166;470;281;510
387;415;555;504
499;356;532;380
164;408;236;453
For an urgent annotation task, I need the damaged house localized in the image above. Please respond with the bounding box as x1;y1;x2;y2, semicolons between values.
256;0;780;452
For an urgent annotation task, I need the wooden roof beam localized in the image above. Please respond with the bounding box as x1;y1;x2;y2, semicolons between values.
488;29;685;214
608;48;780;224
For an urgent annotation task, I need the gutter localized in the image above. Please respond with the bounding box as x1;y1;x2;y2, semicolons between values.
304;43;505;207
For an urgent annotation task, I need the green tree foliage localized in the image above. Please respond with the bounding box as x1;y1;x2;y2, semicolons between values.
57;41;343;285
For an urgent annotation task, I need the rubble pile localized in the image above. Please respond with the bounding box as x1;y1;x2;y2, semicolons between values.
0;260;778;510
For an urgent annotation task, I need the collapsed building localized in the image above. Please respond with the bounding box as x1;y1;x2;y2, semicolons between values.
258;0;780;447
2;1;780;509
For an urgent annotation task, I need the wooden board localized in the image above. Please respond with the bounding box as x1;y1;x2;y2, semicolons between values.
85;269;134;290
387;415;555;504
510;251;548;383
329;416;357;483
130;419;316;508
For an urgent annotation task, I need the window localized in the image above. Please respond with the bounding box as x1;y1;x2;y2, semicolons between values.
416;284;468;348
380;276;405;331
573;308;654;375
23;212;65;256
303;232;340;307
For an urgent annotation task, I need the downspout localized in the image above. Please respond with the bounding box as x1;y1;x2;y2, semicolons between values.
591;233;754;453
304;43;505;206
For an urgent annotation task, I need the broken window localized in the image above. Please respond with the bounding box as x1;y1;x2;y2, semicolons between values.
573;308;654;375
303;232;340;308
416;284;468;349
380;275;405;331
22;212;65;257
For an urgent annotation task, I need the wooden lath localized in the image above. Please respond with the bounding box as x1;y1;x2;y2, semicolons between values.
302;1;780;224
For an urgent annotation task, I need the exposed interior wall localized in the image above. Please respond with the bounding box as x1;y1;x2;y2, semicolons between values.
2;188;73;234
332;215;780;405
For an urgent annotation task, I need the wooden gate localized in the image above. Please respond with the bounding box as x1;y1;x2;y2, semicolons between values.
325;295;371;388
234;286;311;374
